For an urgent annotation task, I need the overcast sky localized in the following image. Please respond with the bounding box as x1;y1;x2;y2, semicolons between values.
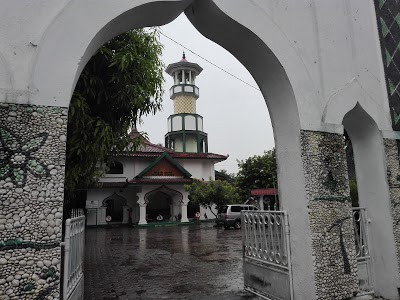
139;14;274;174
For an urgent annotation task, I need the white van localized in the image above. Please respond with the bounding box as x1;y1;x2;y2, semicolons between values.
216;204;258;229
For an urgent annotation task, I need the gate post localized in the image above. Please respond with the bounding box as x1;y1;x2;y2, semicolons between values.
0;103;67;299
383;139;400;282
299;130;358;299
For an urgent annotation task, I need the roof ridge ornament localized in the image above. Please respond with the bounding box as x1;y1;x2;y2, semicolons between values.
180;51;187;62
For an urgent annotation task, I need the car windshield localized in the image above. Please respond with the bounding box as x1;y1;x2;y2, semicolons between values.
218;206;228;213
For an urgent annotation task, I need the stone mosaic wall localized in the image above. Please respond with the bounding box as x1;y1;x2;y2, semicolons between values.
383;138;400;272
300;130;358;299
0;103;67;300
374;0;400;130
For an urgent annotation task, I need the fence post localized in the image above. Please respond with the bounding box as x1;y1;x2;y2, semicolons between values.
62;219;72;299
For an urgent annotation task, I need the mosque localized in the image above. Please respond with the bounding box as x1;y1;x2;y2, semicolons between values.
85;54;228;226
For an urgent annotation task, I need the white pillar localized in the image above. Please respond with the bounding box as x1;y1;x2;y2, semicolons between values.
122;206;129;224
137;194;147;225
181;193;189;223
97;207;107;225
259;196;264;210
199;205;206;220
181;70;185;84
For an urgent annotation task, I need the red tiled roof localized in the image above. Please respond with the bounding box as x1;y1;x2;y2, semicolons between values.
121;129;227;161
128;178;193;184
119;152;227;160
251;188;278;196
128;129;173;153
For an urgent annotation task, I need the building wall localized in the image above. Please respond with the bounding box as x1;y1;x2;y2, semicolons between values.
176;159;215;180
0;0;391;133
185;136;197;153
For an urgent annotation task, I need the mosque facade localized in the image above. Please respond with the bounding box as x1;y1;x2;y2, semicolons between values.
85;54;228;226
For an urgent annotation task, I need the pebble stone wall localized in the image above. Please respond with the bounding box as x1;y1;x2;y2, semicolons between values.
0;103;67;300
383;138;400;273
300;130;358;299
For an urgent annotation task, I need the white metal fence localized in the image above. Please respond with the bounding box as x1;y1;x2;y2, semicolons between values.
62;210;85;300
242;211;291;268
352;207;373;293
242;210;293;299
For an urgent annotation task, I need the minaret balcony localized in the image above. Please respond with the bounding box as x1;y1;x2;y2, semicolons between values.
167;114;204;132
170;84;199;99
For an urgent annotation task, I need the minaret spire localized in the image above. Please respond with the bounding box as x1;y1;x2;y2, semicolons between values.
164;55;208;153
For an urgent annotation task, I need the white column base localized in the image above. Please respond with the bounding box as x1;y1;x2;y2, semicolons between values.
138;205;147;225
181;204;189;223
122;206;129;223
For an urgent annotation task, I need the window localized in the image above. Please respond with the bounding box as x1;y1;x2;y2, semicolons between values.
185;71;190;84
106;161;123;174
231;206;242;212
218;206;228;213
177;72;183;84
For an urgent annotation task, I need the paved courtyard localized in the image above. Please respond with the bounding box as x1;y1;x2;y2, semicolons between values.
84;222;259;300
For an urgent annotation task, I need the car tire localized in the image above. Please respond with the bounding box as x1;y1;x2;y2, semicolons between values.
234;220;241;230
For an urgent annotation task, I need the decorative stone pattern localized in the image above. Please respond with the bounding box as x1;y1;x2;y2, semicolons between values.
0;103;67;300
300;130;358;299
383;138;400;272
174;95;196;114
374;0;400;130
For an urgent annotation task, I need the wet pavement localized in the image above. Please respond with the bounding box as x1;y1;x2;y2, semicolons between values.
84;222;260;300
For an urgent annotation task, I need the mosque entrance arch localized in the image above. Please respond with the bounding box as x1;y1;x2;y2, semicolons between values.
31;6;314;296
3;0;400;299
102;193;127;223
144;186;184;222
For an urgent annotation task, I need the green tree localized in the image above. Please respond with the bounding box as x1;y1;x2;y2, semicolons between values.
235;149;277;197
65;29;164;194
185;179;241;217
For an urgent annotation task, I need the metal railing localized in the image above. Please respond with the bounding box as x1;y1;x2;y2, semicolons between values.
242;210;291;269
352;208;369;259
62;213;85;300
352;207;373;293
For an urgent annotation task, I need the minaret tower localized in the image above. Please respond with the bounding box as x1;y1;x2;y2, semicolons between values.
165;53;208;153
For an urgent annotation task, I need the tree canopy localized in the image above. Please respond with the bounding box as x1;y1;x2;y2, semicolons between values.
65;29;164;192
235;149;277;197
185;179;241;216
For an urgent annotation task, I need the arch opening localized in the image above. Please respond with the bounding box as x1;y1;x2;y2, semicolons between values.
102;193;128;222
29;0;316;298
343;103;399;295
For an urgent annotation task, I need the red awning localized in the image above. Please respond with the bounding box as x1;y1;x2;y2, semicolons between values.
250;188;278;196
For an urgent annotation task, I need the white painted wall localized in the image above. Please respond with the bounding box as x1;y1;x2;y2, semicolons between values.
177;159;215;180
0;0;391;132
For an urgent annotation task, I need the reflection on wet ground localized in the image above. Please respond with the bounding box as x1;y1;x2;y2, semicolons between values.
84;222;259;299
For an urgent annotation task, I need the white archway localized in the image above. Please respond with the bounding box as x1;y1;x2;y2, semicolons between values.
29;0;317;296
343;103;400;296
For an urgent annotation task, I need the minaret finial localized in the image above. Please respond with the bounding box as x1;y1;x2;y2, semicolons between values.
182;51;186;60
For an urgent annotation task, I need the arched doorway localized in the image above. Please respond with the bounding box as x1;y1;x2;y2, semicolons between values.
343;103;400;296
31;4;315;294
146;191;172;221
144;186;184;222
102;193;127;223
